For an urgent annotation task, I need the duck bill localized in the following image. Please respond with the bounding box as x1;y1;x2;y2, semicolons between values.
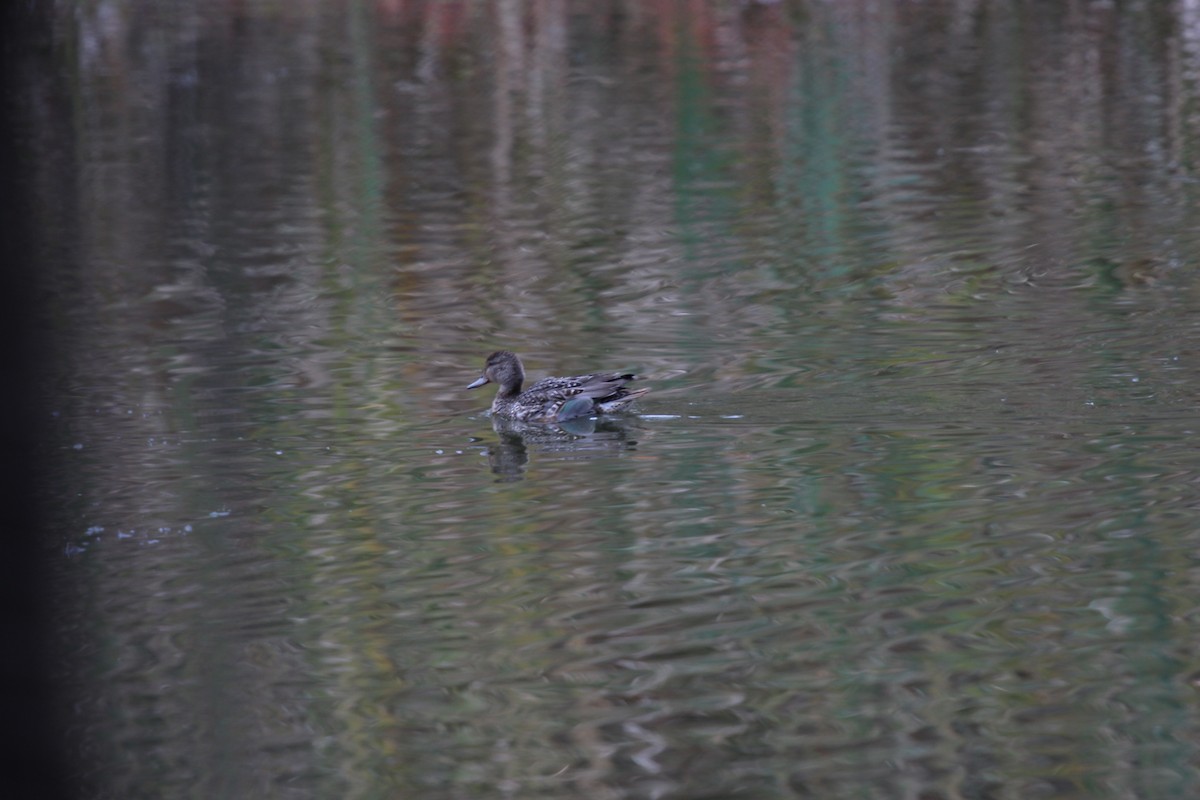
466;375;490;390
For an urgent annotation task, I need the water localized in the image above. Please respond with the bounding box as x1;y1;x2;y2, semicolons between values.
25;1;1200;798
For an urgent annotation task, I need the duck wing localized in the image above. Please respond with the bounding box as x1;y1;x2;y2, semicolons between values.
519;371;643;421
524;371;637;402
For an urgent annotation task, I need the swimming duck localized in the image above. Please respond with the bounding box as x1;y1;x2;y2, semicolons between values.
467;350;648;422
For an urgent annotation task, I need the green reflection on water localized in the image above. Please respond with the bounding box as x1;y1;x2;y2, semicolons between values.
30;1;1200;798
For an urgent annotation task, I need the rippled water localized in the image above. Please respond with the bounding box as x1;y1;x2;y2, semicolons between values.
25;1;1200;798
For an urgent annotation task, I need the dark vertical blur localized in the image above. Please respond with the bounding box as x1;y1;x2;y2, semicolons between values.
1;2;73;798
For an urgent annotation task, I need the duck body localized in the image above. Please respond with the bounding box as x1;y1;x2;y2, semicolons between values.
468;350;648;423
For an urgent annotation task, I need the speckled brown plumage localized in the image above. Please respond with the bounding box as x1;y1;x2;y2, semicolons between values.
467;350;648;422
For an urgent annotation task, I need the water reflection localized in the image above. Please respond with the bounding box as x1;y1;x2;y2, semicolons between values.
484;415;646;481
24;1;1200;798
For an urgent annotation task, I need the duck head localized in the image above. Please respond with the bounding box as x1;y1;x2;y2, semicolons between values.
467;350;526;397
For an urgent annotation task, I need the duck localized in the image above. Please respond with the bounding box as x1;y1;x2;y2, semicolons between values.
467;350;649;422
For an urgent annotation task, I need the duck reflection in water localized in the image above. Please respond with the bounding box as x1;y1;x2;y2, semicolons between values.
483;414;645;479
467;351;649;480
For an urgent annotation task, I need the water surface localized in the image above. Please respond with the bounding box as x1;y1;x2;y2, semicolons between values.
28;2;1200;798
